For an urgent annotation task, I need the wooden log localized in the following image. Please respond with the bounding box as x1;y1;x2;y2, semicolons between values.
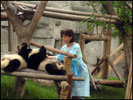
107;57;122;80
101;30;111;79
13;1;119;20
79;34;88;64
125;58;132;99
13;77;27;99
1;11;118;24
87;64;97;90
80;34;107;41
31;41;77;58
79;34;97;89
45;7;119;20
97;50;124;77
67;72;73;99
1;8;118;24
41;11;117;24
1;14;8;20
110;43;124;57
8;20;13;52
59;81;70;99
1;71;84;81
64;56;72;74
108;52;124;71
91;57;105;75
95;79;125;87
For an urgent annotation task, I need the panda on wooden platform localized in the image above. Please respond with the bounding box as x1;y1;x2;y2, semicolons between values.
1;43;31;72
27;46;66;75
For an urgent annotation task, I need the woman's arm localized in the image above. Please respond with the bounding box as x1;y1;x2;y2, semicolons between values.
47;56;57;59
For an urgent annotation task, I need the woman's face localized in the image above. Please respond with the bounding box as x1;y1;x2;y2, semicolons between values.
62;35;72;44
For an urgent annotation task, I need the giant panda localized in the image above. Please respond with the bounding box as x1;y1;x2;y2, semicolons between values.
27;46;66;75
1;43;31;72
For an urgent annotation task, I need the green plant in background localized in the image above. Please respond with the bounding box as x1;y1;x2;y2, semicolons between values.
81;1;132;44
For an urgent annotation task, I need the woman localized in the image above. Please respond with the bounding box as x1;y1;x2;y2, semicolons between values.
49;29;90;99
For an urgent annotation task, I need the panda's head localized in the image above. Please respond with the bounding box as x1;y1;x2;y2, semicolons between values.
55;61;64;70
52;61;66;75
44;60;66;75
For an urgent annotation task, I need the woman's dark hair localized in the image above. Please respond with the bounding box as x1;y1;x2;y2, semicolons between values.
61;29;75;43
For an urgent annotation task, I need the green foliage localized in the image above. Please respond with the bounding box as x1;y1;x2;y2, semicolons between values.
1;75;126;99
1;76;17;99
1;75;58;99
86;86;126;99
112;26;123;43
83;1;132;43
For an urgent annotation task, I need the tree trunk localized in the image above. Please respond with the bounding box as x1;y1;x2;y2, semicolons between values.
101;1;132;82
122;33;132;82
1;1;48;98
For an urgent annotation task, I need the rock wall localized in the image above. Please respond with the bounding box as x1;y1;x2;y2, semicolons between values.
1;1;124;78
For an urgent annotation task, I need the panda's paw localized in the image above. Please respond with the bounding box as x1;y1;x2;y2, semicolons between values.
19;43;28;52
40;46;47;55
21;42;28;47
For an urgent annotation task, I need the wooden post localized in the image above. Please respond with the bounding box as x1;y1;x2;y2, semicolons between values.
91;57;105;75
8;20;13;52
59;56;72;99
64;56;72;74
79;34;97;89
67;72;73;99
13;77;27;99
108;52;124;72
101;30;111;79
125;58;132;99
107;57;122;80
59;81;70;99
109;43;124;57
79;34;88;64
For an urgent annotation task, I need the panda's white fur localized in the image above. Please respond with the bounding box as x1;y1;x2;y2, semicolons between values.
28;48;39;57
1;54;27;71
28;47;66;75
38;58;64;72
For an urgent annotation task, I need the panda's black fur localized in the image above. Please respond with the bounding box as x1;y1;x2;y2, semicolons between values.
28;46;66;75
28;46;46;70
1;43;30;72
1;43;66;75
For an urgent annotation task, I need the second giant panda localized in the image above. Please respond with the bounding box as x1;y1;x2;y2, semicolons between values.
1;43;31;72
28;46;66;75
